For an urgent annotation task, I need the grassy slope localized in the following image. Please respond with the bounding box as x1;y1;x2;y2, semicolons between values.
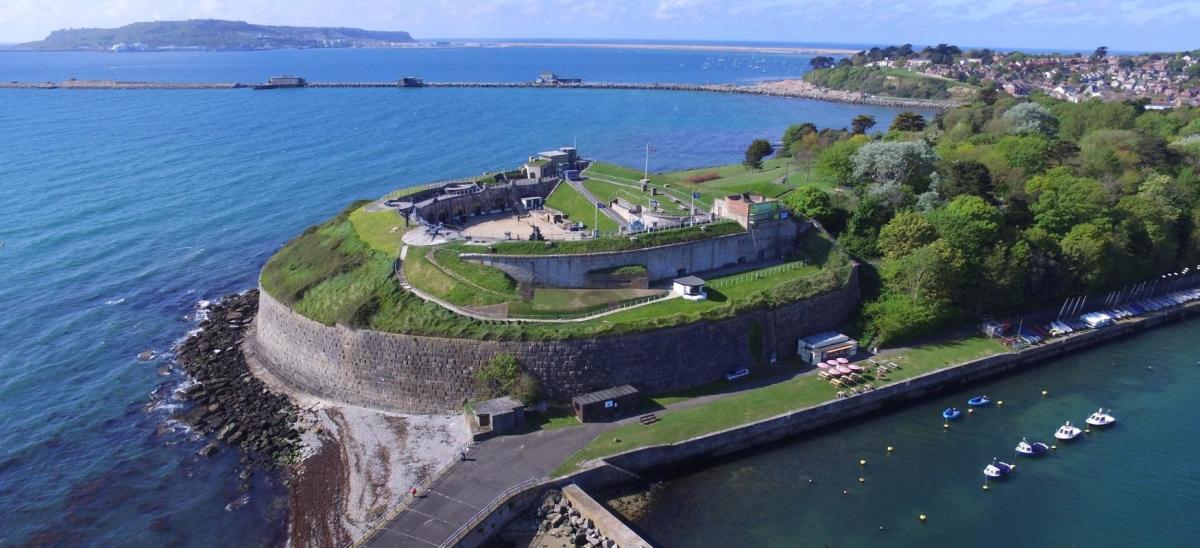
803;65;975;100
349;207;406;256
545;182;620;233
552;336;1007;476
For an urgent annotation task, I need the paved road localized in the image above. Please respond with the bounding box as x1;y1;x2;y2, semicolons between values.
367;423;609;547
364;366;815;547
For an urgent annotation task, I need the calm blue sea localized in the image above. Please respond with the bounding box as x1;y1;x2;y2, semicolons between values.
634;321;1200;547
0;46;917;546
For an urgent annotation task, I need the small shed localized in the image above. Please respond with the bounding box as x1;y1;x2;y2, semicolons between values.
472;396;526;436
572;385;640;423
521;196;545;210
672;276;707;301
797;331;859;365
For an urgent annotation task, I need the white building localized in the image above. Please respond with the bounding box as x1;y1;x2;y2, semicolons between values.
797;331;859;365
672;276;707;301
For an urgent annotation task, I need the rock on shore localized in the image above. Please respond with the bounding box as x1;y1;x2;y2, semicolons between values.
172;290;302;469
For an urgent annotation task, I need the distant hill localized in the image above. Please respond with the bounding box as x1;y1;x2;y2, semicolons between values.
19;19;414;51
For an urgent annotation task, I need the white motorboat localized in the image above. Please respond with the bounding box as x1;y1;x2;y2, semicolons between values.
1015;437;1050;456
1086;408;1117;427
983;458;1014;478
1055;421;1082;440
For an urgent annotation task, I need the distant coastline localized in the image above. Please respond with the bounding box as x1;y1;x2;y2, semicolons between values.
479;40;859;56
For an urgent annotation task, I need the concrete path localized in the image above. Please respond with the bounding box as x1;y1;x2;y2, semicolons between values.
366;423;609;547
363;366;816;547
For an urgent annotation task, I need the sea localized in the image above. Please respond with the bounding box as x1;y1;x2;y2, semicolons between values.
0;43;1181;547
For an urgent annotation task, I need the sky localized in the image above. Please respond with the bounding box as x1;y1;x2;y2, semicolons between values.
1;0;1198;52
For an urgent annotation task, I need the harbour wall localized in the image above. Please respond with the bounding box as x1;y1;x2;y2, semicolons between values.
251;265;860;414
463;220;803;288
444;299;1200;547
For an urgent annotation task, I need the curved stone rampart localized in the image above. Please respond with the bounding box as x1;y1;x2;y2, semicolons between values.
253;267;859;414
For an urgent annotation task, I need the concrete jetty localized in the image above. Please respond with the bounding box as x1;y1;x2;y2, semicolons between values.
1;78;961;109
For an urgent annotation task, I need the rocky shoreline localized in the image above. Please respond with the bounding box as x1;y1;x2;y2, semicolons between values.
172;290;303;478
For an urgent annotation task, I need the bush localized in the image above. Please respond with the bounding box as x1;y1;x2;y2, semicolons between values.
475;353;540;403
685;171;721;183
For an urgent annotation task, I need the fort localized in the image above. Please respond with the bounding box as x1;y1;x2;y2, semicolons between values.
250;147;863;413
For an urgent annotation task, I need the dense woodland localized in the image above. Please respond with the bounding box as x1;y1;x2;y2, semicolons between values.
776;89;1200;344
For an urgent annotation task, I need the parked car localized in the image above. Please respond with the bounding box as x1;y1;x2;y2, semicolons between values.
725;368;750;381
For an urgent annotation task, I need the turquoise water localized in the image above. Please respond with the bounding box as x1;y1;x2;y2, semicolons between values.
634;320;1200;547
0;47;917;545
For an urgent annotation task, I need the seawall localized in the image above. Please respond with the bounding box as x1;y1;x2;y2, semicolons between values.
463;220;803;287
252;267;860;414
443;298;1200;547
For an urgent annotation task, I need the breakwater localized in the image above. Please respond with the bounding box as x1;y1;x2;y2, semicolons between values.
449;298;1200;547
0;79;960;109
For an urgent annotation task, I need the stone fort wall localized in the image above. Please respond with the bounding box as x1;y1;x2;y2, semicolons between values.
253;267;860;414
462;219;805;288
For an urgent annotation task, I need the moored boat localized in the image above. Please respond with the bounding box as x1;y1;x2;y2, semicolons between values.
983;458;1014;478
1086;408;1117;426
943;407;962;421
1055;421;1082;440
1015;437;1050;456
967;395;992;407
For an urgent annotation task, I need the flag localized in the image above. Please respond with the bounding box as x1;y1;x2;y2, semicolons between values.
595;202;606;209
691;191;701;199
648;146;657;153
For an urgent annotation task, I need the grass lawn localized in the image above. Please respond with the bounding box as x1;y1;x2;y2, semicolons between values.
402;245;517;307
546;182;620;233
349;207;406;256
508;288;664;316
552;336;1008;476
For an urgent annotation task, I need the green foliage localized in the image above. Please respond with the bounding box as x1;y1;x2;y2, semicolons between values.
1002;102;1059;136
475;353;540;403
878;211;937;259
851;140;939;191
804;66;972;100
744;139;775;170
851;114;877;135
928;195;1002;260
1025;167;1108;236
815;138;866;184
943;160;995;201
865;293;956;345
890;111;927;132
780;186;844;233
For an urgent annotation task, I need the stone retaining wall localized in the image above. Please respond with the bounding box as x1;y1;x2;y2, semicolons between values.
463;219;803;288
252;267;860;414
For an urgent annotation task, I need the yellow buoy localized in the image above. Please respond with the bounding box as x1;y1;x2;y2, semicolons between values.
919;514;927;522
859;477;866;483
982;484;989;490
1051;445;1058;450
1042;390;1048;397
1085;428;1091;433
859;459;867;466
968;408;974;414
943;423;950;429
997;400;1004;406
887;446;894;452
843;490;849;495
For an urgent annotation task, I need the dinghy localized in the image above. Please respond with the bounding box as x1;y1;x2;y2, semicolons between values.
967;395;992;407
1054;421;1082;440
942;407;962;421
1015;437;1050;456
983;458;1014;478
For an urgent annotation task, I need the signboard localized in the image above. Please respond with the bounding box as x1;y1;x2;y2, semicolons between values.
604;400;616;408
748;201;780;222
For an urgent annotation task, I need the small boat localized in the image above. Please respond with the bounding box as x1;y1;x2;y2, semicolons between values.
967;395;992;407
1055;421;1082;440
1015;437;1050;456
983;458;1014;478
1086;408;1117;427
943;407;962;421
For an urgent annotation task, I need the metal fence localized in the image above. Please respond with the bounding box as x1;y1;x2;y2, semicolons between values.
708;260;808;289
352;441;473;548
439;477;540;548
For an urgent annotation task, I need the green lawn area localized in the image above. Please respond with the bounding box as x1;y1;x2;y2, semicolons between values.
349;207;406;256
402;245;518;307
552;335;1008;476
546;182;620;233
507;288;664;316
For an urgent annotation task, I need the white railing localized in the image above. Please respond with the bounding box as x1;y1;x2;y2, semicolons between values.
439;477;540;548
352;441;472;548
709;260;807;288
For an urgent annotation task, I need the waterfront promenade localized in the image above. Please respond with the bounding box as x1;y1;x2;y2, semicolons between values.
0;79;961;109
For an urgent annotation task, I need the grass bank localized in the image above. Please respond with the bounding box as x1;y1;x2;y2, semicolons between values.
485;221;744;255
552;335;1007;476
545;181;620;233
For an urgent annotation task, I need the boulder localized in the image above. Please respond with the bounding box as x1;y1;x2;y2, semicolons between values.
197;443;219;457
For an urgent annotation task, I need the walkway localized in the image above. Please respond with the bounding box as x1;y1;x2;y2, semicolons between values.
565;178;628;229
361;366;816;547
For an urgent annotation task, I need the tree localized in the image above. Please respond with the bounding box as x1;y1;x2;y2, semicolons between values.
780;186;844;232
851;114;877;135
743;139;774;170
977;83;999;106
889;111;927;132
1060;221;1120;292
928;195;1003;261
809;56;836;69
1003;102;1059;136
1046;139;1081;166
1092;46;1108;60
781;122;817;152
1025;167;1108;236
851;140;939;191
815;138;864;184
878;211;937;259
943;160;995;201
